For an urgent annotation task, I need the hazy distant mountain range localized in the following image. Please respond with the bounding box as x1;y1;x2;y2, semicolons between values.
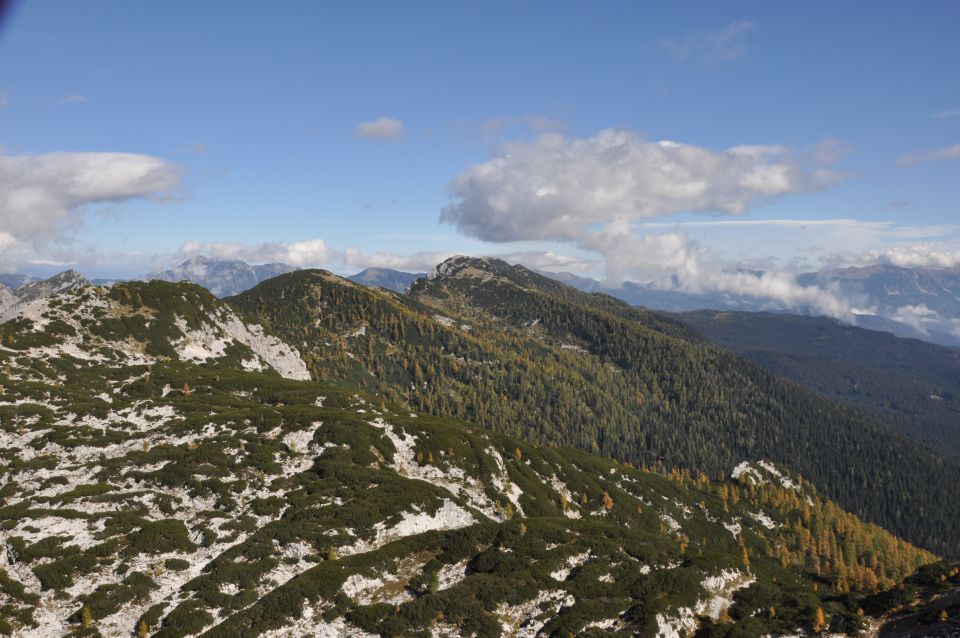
0;273;38;289
544;266;960;349
145;255;296;297
346;267;425;292
3;257;959;347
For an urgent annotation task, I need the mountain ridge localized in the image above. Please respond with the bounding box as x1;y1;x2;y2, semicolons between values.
0;281;940;636
0;269;90;324
228;258;960;557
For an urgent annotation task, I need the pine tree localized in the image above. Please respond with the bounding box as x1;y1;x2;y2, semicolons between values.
81;606;93;628
602;491;614;511
813;607;826;633
138;619;149;638
738;536;751;567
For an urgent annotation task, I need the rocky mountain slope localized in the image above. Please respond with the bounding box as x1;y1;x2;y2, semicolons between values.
228;257;960;558
0;285;13;312
146;257;296;298
0;271;90;324
0;279;941;637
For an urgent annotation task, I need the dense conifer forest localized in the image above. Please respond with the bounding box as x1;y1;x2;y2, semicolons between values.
678;310;960;458
228;258;960;558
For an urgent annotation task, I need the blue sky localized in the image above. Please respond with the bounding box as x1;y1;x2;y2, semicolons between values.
0;0;958;293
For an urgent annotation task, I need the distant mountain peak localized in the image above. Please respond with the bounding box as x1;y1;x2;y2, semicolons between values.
12;268;89;299
426;255;537;286
348;267;424;293
146;256;296;297
0;269;91;322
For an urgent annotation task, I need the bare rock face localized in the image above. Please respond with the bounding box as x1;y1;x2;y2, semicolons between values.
0;270;90;323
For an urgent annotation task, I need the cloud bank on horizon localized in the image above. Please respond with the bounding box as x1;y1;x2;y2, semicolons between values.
2;128;958;325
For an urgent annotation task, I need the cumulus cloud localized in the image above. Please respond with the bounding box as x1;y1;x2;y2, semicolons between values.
660;21;756;65
355;117;405;141
0;151;181;255
442;130;840;243
441;130;856;318
897;143;960;167
178;238;336;266
582;227;854;319
830;243;960;270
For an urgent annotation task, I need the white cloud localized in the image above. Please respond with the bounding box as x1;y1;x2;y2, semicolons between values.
0;151;181;257
355;117;405;141
584;227;854;319
934;108;960;119
890;304;940;334
441;130;857;318
897;143;960;167
442;130;840;243
831;243;960;270
660;21;756;65
342;248;453;272
494;249;599;273
60;94;90;104
178;238;336;266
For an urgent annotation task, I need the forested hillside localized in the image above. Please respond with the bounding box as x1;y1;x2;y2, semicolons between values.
0;279;939;637
227;258;960;558
679;310;960;458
